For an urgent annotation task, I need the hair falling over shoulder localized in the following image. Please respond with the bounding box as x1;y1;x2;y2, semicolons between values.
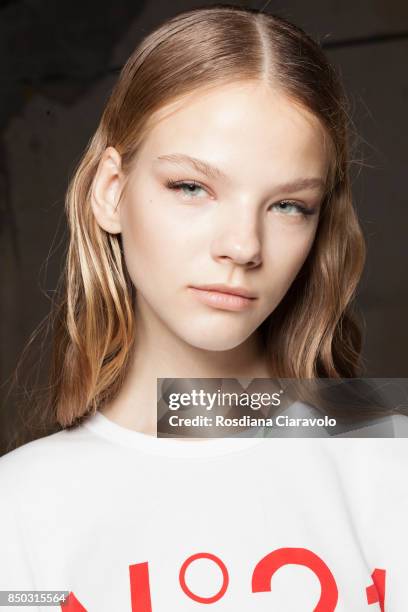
6;4;366;448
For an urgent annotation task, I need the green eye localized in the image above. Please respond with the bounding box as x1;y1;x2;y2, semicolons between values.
272;200;315;217
166;180;207;198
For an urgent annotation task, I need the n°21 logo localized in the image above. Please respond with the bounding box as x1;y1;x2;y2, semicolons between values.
61;547;386;611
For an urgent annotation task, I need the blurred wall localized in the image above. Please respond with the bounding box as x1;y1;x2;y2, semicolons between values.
1;0;407;450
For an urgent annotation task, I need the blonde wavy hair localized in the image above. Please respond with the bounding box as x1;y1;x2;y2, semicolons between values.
7;4;366;446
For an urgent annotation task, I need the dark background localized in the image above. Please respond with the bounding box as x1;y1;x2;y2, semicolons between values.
1;0;407;451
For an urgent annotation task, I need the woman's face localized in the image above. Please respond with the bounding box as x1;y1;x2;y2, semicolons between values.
114;81;330;350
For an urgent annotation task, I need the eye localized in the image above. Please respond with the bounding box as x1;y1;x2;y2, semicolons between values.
166;179;208;199
271;200;316;217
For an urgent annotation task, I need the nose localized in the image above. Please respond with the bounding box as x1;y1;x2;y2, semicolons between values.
211;209;262;269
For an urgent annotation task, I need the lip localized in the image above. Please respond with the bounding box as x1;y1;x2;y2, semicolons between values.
188;285;257;312
190;284;257;299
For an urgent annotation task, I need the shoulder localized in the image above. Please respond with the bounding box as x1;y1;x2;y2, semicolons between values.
280;401;408;469
0;424;97;494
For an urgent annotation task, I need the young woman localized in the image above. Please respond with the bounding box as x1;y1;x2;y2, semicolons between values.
1;5;406;611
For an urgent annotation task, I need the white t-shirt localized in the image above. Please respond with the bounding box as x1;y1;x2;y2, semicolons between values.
0;407;407;611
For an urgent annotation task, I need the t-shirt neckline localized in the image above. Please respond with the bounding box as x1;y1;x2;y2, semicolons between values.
82;410;263;458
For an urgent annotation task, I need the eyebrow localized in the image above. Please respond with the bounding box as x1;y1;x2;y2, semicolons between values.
155;153;326;193
156;153;228;181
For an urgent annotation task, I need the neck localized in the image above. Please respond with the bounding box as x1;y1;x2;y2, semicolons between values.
100;301;271;435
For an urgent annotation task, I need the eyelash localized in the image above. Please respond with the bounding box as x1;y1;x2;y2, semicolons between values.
165;179;316;217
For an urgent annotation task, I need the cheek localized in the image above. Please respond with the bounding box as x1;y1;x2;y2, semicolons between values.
119;195;188;286
263;228;317;295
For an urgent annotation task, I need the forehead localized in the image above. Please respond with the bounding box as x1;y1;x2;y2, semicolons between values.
137;81;332;182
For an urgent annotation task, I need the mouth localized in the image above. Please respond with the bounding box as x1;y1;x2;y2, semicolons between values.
188;284;257;312
190;284;257;299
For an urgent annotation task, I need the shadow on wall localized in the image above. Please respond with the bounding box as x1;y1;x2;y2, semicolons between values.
0;0;147;455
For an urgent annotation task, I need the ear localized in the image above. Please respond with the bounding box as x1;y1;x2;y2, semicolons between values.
91;146;124;234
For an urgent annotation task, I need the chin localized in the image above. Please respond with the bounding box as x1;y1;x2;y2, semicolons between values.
180;326;256;352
